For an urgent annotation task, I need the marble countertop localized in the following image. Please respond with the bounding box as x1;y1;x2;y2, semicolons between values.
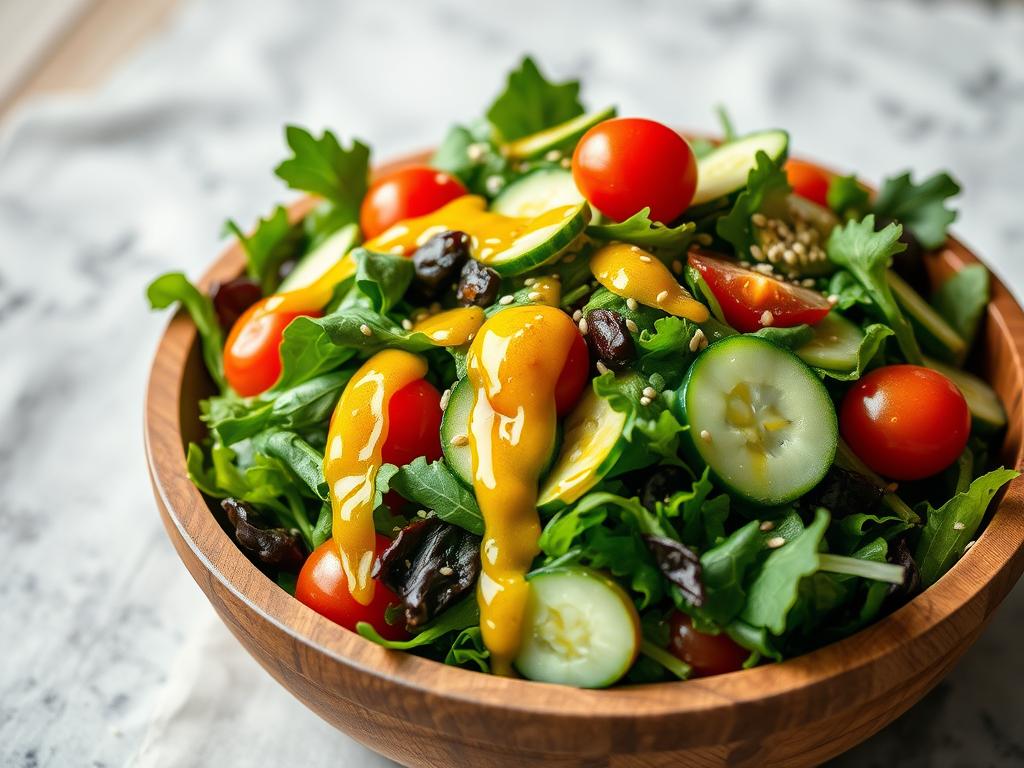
1;0;1022;765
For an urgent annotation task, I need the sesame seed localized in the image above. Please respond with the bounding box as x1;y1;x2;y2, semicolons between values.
572;309;583;322
449;433;469;447
767;536;786;549
953;521;966;531
359;323;373;337
688;334;701;353
656;290;669;304
760;310;774;326
484;175;505;195
643;386;657;399
963;540;977;554
596;360;610;375
438;565;454;576
783;249;798;265
672;259;683;274
544;149;563;162
439;388;451;410
749;245;763;260
626;298;639;311
625;318;639;333
499;294;515;305
739;261;752;268
759;521;775;532
401;318;413;331
560;157;572;168
578;317;589;334
699;429;712;443
524;277;536;286
466;332;475;342
416;509;428;518
801;278;816;288
467;143;487;161
640;396;652;406
886;482;899;493
639;254;653;263
751;213;767;227
696;233;713;246
827;294;840;306
792;242;806;256
528;291;542;301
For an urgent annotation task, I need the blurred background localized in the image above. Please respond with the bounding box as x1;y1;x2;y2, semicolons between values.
1;0;1022;765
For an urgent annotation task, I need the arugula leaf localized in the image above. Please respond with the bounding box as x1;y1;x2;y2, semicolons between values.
486;56;584;141
587;210;697;254
699;520;763;625
538;504;607;557
274;126;370;223
660;467;729;550
224;206;305;293
826;216;922;365
250;430;329;501
915;467;1019;586
725;619;781;663
873;171;961;250
147;272;226;391
831;512;912;555
445;626;490;672
741;508;830;635
592;372;688;468
826;175;870;220
716;151;792;258
348;247;415;314
357;596;479;649
931;264;989;351
827;270;873;311
383;457;484;535
635;316;699;389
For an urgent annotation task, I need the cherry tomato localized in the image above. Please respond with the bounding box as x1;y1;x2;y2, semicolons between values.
784;158;832;208
668;612;749;678
359;166;467;239
554;331;590;416
295;536;408;640
224;303;320;397
572;118;698;224
381;378;444;467
840;365;971;480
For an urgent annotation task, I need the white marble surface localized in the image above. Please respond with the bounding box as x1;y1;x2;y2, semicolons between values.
1;0;1023;765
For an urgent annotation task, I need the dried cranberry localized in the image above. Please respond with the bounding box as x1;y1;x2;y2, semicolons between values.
222;498;305;571
211;277;262;329
585;309;636;370
456;259;501;308
644;535;704;607
413;230;471;297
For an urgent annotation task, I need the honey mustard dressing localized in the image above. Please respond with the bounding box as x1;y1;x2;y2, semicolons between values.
590;243;709;322
525;276;561;306
323;349;427;605
412;306;485;346
364;195;580;263
465;305;579;675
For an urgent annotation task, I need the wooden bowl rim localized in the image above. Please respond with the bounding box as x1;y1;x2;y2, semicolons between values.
144;151;1024;737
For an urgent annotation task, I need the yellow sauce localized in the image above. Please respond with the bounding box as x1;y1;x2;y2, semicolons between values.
412;306;485;346
465;306;579;675
323;349;427;604
590;243;709;322
364;195;581;264
525;276;561;307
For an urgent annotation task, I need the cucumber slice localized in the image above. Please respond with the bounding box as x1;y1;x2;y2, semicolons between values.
795;312;866;371
278;223;359;293
504;107;616;160
690;130;789;206
516;568;640;688
482;203;590;276
537;389;627;510
924;357;1007;434
886;270;967;364
677;335;838;505
441;378;560;486
491;168;585;219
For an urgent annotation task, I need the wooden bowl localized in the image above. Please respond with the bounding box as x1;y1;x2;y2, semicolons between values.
145;152;1024;767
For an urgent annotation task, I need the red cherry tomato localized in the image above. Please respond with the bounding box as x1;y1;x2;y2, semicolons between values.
688;251;831;333
295;535;408;641
668;612;749;678
360;166;467;239
554;331;589;416
572;118;698;224
784;158;832;208
224;302;320;396
381;378;444;467
840;365;971;480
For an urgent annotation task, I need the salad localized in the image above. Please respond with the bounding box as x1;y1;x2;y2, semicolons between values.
149;58;1018;688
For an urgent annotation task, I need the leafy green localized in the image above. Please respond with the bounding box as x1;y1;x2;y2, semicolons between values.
873;171;960;250
274;126;370;223
357;597;479;649
659;467;729;550
224;205;305;293
716;151;791;258
826;216;922;365
827;270;874;311
347;248;415;314
699;521;763;625
587;210;697;254
802;323;895;381
382;458;484;535
250;430;329;501
486;56;584;141
931;264;989;351
635;316;699;389
831;512;913;555
826;174;870;220
752;324;815;350
915;468;1019;586
639;639;691;680
445;626;490;672
147;272;226;390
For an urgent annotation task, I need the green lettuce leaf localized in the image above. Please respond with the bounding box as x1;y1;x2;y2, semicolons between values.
931;264;989;351
274;125;370;223
224;205;305;293
357;596;479;650
486;56;584;141
445;626;490;672
147;272;225;391
382;457;484;535
587;209;697;254
873;171;960;250
826;174;870;220
698;520;763;625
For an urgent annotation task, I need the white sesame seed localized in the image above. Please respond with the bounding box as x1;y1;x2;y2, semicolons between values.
560;157;572;168
499;294;515;305
792;242;807;256
749;245;763;260
963;540;977;554
643;386;657;399
466;332;475;342
626;298;639;311
827;294;840;306
438;565;455;576
625;318;639;333
579;317;589;334
752;213;767;227
696;233;713;246
467;143;487;161
760;310;774;327
449;434;469;447
802;278;816;288
885;482;899;493
572;309;583;322
688;334;701;353
596;360;610;375
783;250;798;265
640;396;652;406
672;259;683;274
484;175;505;195
759;521;775;532
401;318;413;331
416;509;428;518
767;536;786;549
953;521;966;531
639;254;653;263
439;388;451;410
544;149;563;162
524;277;536;286
656;290;669;304
359;323;373;337
699;429;712;443
527;291;542;301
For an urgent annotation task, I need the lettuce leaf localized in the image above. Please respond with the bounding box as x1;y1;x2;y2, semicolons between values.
146;272;225;391
486;56;584;141
873;171;960;250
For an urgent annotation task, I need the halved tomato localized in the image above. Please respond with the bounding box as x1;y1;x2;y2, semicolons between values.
688;251;831;333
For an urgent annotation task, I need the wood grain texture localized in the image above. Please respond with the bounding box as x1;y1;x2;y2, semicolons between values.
144;152;1024;768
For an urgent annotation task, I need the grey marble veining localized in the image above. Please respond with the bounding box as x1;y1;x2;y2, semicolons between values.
1;0;1022;765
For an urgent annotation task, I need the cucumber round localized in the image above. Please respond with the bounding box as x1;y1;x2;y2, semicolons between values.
504;107;616;160
491;168;585;219
278;223;359;293
691;130;789;206
924;356;1006;434
677;335;837;505
481;203;590;277
795;312;866;371
516;568;640;688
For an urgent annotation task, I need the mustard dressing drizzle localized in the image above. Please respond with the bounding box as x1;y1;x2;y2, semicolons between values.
590;243;709;322
412;306;485;347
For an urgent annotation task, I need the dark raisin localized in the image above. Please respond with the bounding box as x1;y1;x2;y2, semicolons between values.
643;535;704;607
222;498;306;571
412;230;471;297
585;308;636;370
641;466;691;512
211;277;262;329
457;259;502;308
373;517;481;629
883;537;921;611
